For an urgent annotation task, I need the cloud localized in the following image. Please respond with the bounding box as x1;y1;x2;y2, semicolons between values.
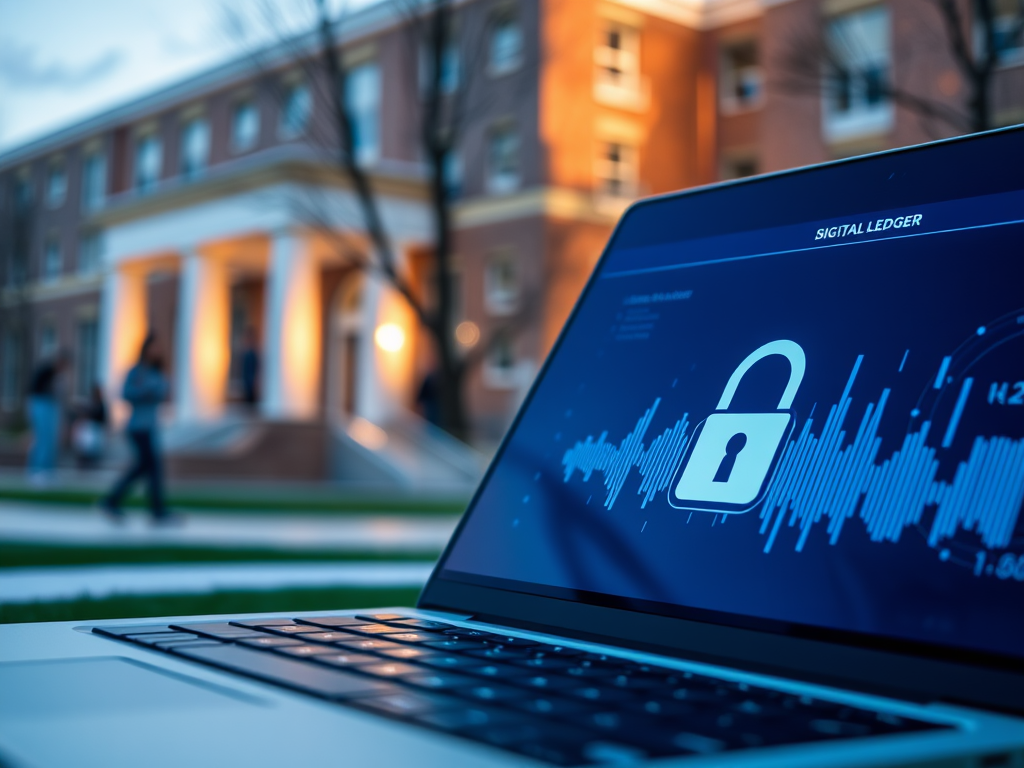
0;42;123;90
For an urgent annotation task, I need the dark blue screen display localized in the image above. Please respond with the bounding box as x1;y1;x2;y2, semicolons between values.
440;143;1024;661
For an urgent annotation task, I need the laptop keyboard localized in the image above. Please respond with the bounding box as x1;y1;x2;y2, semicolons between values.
93;614;947;765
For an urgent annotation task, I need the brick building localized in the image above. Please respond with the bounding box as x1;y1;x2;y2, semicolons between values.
0;0;1021;479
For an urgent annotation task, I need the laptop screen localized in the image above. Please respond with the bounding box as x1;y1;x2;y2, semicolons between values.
437;131;1024;665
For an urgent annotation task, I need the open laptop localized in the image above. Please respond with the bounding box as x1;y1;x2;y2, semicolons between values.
2;127;1022;768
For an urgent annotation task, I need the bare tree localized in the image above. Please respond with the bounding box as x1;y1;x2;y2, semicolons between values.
235;0;537;442
777;0;1024;135
0;175;35;432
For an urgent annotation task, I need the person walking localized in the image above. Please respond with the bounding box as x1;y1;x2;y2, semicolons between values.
72;383;108;469
102;333;178;524
26;351;69;486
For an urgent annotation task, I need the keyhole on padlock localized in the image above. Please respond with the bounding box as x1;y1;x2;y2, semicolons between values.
713;433;748;483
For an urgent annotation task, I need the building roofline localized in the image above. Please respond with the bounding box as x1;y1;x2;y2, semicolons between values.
0;0;407;172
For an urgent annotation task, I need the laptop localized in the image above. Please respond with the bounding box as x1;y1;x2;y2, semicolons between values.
2;127;1022;768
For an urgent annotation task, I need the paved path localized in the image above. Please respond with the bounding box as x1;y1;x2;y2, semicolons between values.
0;562;434;603
0;503;458;552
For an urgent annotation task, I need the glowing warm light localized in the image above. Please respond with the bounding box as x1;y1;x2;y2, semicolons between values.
455;320;480;347
374;323;405;352
347;416;388;450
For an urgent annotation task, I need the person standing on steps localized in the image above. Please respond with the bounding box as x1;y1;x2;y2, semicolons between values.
102;333;179;525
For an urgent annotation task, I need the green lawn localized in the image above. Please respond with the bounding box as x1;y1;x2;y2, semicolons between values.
0;543;441;568
0;487;469;515
0;586;422;624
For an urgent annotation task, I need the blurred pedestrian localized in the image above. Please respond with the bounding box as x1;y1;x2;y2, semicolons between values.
72;383;108;469
241;326;260;409
26;350;70;486
102;334;179;525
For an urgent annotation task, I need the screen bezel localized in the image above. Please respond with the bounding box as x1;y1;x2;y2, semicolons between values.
418;125;1024;714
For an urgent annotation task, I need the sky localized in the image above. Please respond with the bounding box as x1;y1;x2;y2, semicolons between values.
0;0;364;153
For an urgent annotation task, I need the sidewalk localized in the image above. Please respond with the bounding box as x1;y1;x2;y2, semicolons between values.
0;503;459;552
0;562;434;603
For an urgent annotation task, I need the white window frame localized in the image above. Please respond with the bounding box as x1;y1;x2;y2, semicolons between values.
346;62;382;166
594;141;638;199
179;117;210;180
719;40;763;113
822;6;893;143
484;248;519;315
45;163;67;209
279;81;312;138
489;14;523;76
231;100;260;153
75;319;99;399
134;133;163;193
483;330;519;389
594;20;647;110
486;124;520;195
81;151;106;213
78;231;103;276
42;235;62;282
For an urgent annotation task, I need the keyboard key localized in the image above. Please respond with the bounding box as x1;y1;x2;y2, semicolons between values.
228;619;297;628
488;636;541;647
513;674;577;691
348;624;416;635
568;685;636;704
173;622;266;639
513;656;576;670
92;625;175;638
418;654;486;670
261;624;329;635
463;663;531;679
356;614;408;622
175;644;396;699
295;616;371;629
335;638;406;653
131;632;194;644
380;646;439;661
464;647;531;661
238;636;304;648
424;640;487;652
509;696;597;717
296;632;357;644
417;706;521;730
150;637;211;647
315;652;380;668
276;645;340;658
164;641;228;653
388;619;456;631
382;632;435;644
359;662;421;677
357;691;462;717
442;628;502;640
402;672;478;690
458;683;529;703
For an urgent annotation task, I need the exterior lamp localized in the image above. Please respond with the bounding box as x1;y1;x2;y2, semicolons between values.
455;320;480;347
374;323;405;352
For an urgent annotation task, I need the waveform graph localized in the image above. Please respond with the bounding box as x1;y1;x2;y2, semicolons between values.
561;399;691;509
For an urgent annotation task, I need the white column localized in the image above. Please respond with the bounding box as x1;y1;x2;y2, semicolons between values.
98;267;147;426
358;274;416;425
262;230;321;420
174;248;230;422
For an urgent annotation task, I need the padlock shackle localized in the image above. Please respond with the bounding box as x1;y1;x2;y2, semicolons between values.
716;339;806;411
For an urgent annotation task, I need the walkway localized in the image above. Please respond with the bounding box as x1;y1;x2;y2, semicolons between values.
0;562;434;604
0;503;459;552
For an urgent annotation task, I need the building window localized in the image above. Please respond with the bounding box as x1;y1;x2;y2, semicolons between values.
1;331;23;409
484;330;517;388
75;319;98;398
81;151;106;212
595;141;637;197
486;124;520;194
443;150;462;200
46;163;67;208
595;21;640;93
485;249;519;315
490;14;523;75
180;117;210;180
39;325;58;359
720;40;762;112
420;41;460;95
134;133;163;193
346;62;381;165
78;232;103;276
231;100;260;152
823;6;892;142
280;81;312;138
987;0;1024;63
43;235;62;282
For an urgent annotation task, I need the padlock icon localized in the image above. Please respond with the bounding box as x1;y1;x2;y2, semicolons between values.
669;339;805;514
